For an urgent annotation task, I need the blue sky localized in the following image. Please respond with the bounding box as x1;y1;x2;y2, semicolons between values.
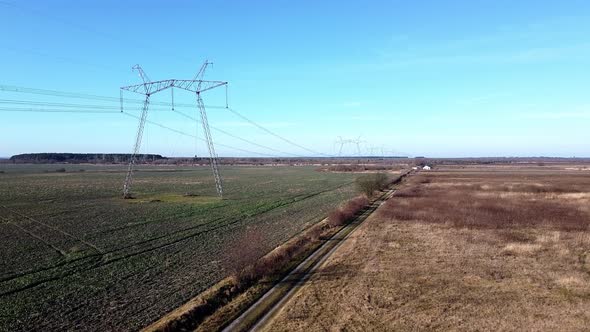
1;0;589;157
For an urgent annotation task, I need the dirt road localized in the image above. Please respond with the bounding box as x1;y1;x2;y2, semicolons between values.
222;188;398;332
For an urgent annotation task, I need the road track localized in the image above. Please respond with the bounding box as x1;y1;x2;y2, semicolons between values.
222;186;399;332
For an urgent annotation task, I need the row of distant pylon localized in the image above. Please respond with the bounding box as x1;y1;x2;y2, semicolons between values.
333;136;409;157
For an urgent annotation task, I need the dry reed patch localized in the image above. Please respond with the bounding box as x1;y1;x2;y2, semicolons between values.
264;216;590;332
555;275;586;290
264;166;590;332
502;243;542;255
379;171;590;232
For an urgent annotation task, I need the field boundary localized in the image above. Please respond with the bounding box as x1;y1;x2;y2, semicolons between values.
222;187;399;332
142;172;410;332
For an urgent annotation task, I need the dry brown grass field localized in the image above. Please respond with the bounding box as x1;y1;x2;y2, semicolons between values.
263;164;590;331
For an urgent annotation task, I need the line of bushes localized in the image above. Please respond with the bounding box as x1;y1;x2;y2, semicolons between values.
317;164;404;172
227;195;375;287
154;223;328;332
223;227;322;287
163;192;376;331
223;174;399;288
150;172;410;332
327;172;411;227
327;196;370;227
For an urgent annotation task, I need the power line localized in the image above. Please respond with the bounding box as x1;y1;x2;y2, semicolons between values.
0;101;306;157
0;98;204;113
1;46;123;75
0;104;413;157
0;99;121;110
0;85;336;157
170;109;304;157
0;85;226;109
0;107;120;114
225;107;333;157
121;111;278;157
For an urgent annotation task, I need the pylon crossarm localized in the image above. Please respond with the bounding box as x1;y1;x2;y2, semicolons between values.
121;79;227;95
189;81;227;93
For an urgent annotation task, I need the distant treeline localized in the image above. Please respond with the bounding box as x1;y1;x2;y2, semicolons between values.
5;153;589;165
423;157;590;165
5;154;413;165
9;153;166;164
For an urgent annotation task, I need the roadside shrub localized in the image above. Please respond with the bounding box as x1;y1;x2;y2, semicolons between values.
307;224;324;241
328;209;347;227
55;168;66;173
222;224;323;287
343;196;369;216
327;196;370;228
254;236;311;278
222;228;267;285
356;173;389;197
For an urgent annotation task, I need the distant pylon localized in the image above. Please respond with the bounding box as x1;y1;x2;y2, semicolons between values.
120;60;227;199
334;136;365;156
354;136;363;156
334;136;346;156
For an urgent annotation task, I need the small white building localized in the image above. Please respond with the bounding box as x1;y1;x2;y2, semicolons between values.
422;165;431;170
412;166;418;170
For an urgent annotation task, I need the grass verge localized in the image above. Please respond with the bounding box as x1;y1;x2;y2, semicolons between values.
144;172;410;332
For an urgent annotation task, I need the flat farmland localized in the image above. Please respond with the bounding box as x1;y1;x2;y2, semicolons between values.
0;164;359;331
264;165;590;331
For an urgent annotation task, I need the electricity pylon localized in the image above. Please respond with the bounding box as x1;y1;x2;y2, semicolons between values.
120;61;227;199
334;136;347;156
353;136;365;156
334;136;366;156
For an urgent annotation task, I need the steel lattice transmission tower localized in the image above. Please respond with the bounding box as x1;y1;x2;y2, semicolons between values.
120;61;227;199
334;136;365;156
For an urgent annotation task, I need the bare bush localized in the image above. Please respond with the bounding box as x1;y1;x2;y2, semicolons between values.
307;224;325;241
252;236;312;281
343;196;369;215
327;196;370;228
222;223;329;288
356;173;389;197
222;228;267;285
327;210;347;227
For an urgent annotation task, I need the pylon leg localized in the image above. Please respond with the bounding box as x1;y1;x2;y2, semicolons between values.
123;96;150;198
196;93;223;198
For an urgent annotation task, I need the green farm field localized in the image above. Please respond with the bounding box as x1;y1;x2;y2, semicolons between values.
0;164;359;331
